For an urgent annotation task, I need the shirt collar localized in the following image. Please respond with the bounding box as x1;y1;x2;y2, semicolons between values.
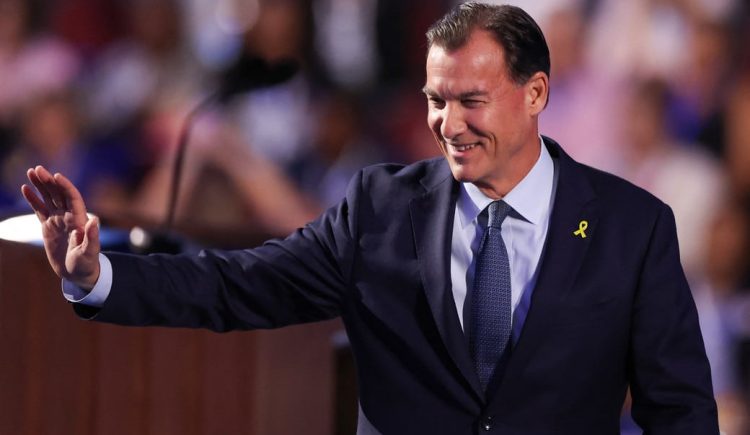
457;136;554;227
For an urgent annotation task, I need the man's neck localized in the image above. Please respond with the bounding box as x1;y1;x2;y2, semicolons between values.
475;136;543;199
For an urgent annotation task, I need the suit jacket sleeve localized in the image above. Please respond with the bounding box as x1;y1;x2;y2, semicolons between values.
628;204;719;434
76;171;364;331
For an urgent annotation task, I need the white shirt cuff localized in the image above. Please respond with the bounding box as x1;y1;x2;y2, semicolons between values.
61;253;113;307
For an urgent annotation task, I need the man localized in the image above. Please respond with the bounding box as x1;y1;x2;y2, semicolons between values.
22;3;718;434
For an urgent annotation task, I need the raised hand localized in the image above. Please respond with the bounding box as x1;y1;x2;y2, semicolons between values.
21;166;100;290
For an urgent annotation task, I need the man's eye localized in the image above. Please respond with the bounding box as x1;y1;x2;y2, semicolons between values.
463;99;483;107
428;98;445;108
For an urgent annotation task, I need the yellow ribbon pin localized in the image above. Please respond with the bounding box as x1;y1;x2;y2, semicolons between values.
573;220;588;238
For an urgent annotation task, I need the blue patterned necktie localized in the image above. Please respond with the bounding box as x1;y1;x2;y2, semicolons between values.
470;200;512;392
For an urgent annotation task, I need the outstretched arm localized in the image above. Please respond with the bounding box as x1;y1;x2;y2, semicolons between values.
21;166;101;290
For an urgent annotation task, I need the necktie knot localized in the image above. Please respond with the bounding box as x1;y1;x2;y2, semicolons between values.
487;200;511;229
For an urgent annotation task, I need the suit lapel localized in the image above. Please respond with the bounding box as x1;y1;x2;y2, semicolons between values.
409;162;484;401
488;139;599;410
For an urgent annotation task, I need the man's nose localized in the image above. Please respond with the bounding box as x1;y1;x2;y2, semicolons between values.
440;104;467;139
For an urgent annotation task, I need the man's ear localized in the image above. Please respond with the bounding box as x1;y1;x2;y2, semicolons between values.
525;72;549;115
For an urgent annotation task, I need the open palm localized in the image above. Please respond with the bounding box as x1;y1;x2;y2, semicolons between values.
21;166;100;290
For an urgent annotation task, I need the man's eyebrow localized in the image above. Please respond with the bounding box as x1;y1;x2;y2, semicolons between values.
421;87;488;99
456;90;487;99
421;86;438;97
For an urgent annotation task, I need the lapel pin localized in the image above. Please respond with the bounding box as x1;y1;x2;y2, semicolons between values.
573;220;588;238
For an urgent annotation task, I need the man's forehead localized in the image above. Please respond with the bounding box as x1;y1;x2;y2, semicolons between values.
425;39;508;97
427;30;505;60
427;34;505;75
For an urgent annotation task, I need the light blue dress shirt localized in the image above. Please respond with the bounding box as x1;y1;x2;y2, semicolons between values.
450;137;557;344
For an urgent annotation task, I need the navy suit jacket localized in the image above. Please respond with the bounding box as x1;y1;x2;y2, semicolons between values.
82;138;718;434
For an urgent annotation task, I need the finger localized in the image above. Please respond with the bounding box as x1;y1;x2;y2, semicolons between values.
35;166;67;210
21;184;50;221
27;167;57;211
69;227;84;248
81;216;100;254
29;166;69;212
53;172;87;218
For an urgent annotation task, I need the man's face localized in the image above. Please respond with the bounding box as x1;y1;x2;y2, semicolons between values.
424;30;541;198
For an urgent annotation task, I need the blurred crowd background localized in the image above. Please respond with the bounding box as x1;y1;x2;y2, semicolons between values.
1;0;750;432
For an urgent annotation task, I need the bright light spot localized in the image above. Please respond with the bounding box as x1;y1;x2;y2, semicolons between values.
0;213;98;244
129;226;151;248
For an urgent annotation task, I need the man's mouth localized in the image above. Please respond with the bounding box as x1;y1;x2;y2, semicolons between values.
448;143;478;152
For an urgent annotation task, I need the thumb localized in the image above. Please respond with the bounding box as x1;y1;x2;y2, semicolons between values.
81;216;100;254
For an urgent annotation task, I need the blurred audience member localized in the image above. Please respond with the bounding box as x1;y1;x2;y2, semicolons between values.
620;78;726;280
290;91;385;207
3;92;83;188
697;198;750;434
314;0;380;91
229;0;321;171
587;0;692;80
666;18;733;157
84;0;202;135
538;3;628;174
1;91;131;212
0;0;79;129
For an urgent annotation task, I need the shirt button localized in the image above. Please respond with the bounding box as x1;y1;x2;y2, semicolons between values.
481;416;493;431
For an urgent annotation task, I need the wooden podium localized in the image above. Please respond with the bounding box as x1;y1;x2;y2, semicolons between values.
0;239;344;435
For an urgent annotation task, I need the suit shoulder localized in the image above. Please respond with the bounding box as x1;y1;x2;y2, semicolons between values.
580;163;669;214
356;157;449;194
546;136;669;218
360;157;445;180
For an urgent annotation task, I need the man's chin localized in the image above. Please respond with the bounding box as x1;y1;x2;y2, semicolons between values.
447;165;478;184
